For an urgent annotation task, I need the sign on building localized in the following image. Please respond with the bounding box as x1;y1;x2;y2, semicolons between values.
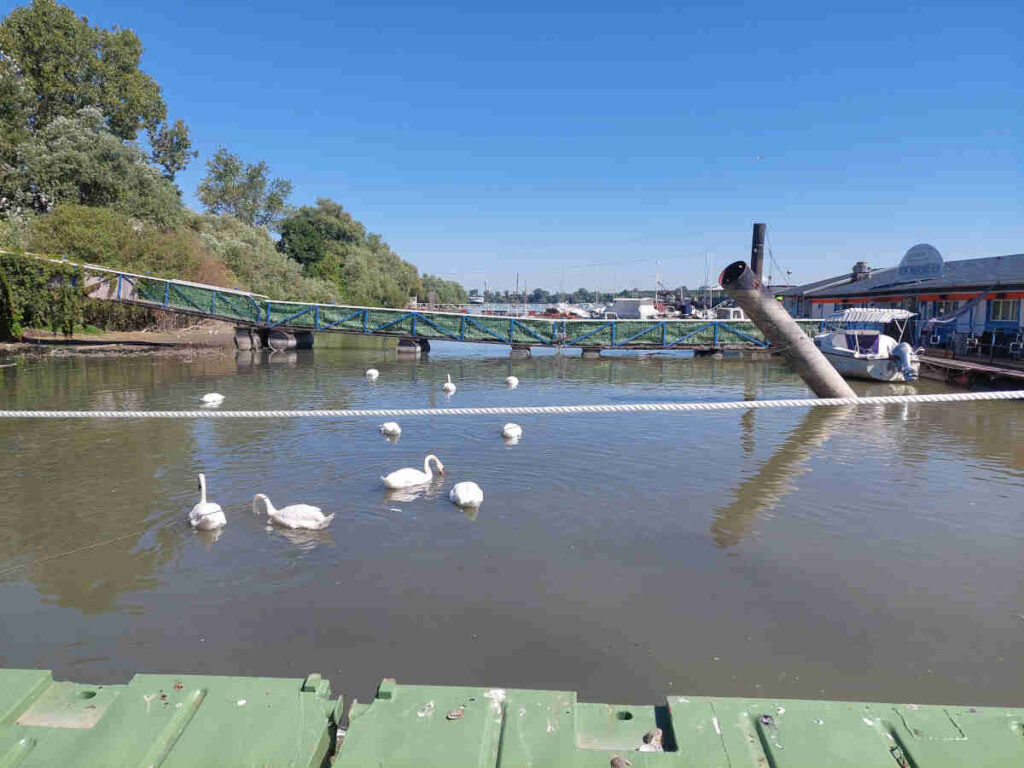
898;243;943;278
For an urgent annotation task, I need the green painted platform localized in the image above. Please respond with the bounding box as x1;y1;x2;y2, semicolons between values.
4;670;1022;766
337;678;1024;767
0;669;340;767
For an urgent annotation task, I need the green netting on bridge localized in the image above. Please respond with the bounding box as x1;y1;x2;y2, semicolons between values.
96;267;825;349
135;277;261;324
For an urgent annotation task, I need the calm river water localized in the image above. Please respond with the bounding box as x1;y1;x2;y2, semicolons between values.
2;341;1023;708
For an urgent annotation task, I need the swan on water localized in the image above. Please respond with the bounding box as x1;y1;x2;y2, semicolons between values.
252;494;335;530
442;374;456;395
188;473;226;530
381;454;445;488
505;376;519;388
501;423;523;439
365;368;379;381
200;393;225;405
449;481;484;508
379;421;402;437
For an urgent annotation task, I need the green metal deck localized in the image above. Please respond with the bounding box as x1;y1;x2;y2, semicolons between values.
2;669;1023;766
337;679;1024;767
0;669;340;767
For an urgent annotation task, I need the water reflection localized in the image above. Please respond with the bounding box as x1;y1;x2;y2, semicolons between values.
266;526;334;552
382;478;446;504
194;528;223;549
711;405;854;549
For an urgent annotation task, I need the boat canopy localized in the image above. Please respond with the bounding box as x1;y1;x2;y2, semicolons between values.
826;308;916;323
825;307;916;341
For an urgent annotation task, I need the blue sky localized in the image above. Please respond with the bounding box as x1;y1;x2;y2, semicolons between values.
5;0;1021;291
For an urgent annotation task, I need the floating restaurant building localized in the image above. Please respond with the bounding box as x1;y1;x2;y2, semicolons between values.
779;245;1024;345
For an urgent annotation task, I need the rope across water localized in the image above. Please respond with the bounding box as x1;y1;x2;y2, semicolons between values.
0;389;1021;419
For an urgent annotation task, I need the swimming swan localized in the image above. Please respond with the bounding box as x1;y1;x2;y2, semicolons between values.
442;374;456;395
379;421;402;437
365;368;379;381
381;454;445;488
252;494;335;530
501;423;523;439
200;392;225;405
505;376;519;388
188;473;226;530
449;481;484;508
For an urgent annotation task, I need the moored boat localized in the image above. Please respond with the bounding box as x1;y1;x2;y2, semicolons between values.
814;329;920;382
813;308;920;382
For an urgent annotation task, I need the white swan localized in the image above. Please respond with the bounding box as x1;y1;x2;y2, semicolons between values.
442;374;456;395
200;392;224;405
365;368;379;381
505;376;519;388
501;423;523;439
252;494;335;530
381;454;445;488
188;473;226;530
379;421;402;437
449;481;484;508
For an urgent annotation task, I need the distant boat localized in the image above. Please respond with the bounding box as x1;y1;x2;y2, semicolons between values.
814;309;920;382
602;297;660;320
468;296;485;305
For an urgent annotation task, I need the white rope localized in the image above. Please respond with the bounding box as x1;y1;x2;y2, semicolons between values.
0;390;1021;419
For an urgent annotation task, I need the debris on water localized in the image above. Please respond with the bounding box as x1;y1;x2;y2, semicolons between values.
237;699;246;707
173;682;183;690
610;756;631;768
417;701;435;718
446;707;464;721
759;714;776;728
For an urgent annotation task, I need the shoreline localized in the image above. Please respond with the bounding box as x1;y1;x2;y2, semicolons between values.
0;322;236;358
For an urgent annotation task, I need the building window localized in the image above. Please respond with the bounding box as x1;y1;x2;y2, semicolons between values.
934;300;959;316
990;299;1021;322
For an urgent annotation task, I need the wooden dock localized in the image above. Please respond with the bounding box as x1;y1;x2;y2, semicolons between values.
919;355;1024;387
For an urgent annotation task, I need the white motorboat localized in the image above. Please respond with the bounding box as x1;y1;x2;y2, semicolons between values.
814;309;920;382
814;330;919;382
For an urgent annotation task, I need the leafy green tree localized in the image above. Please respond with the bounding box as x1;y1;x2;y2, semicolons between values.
3;108;182;226
277;197;365;266
196;147;292;229
278;198;467;307
421;273;468;304
150;119;196;180
0;0;193;177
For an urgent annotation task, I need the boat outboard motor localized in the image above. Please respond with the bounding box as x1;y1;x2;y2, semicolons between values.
891;342;918;381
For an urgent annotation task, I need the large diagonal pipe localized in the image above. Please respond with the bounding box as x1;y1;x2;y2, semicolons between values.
720;261;856;398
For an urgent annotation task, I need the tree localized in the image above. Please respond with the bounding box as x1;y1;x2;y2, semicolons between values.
421;273;468;304
277;198;467;308
0;0;194;176
277;197;365;266
2;108;182;226
196;147;292;228
150;119;196;180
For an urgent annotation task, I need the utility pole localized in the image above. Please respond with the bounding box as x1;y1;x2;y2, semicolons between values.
750;223;766;279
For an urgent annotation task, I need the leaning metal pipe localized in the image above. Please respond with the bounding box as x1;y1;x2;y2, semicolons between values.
720;260;857;399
